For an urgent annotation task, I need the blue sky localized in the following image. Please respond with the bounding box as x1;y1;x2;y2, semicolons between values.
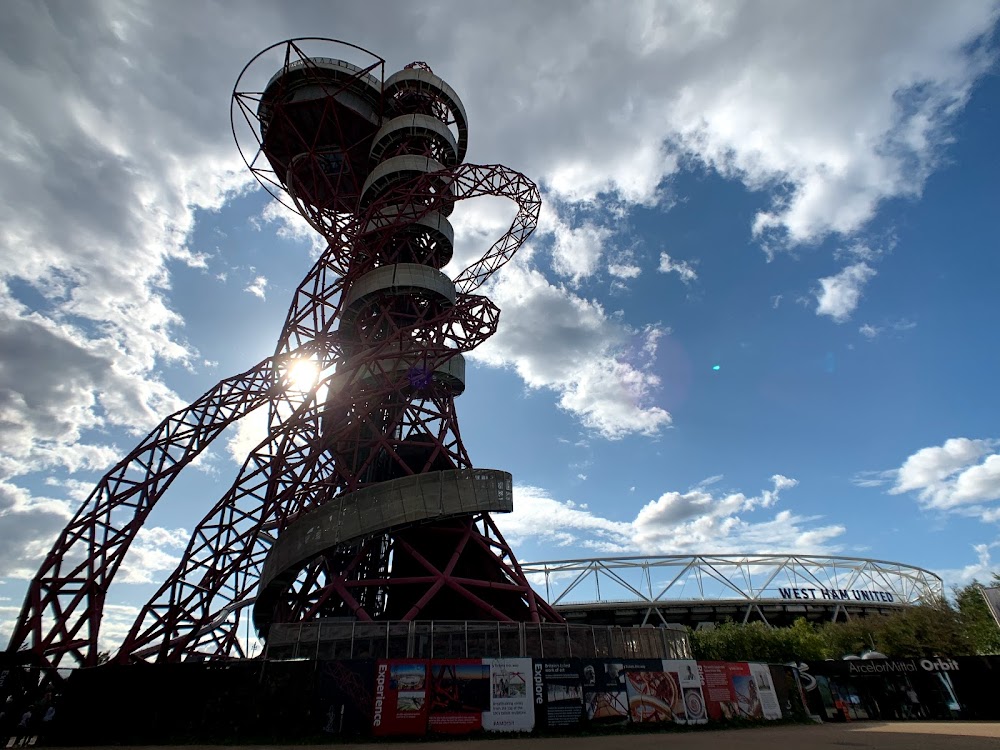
1;0;1000;651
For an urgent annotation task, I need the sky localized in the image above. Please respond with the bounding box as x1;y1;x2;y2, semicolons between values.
1;0;1000;652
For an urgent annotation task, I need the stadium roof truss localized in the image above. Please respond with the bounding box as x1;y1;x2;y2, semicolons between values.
520;555;944;626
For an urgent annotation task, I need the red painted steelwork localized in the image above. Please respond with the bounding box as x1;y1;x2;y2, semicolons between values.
8;38;560;675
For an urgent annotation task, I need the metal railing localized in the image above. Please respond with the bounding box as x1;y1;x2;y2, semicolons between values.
264;619;691;661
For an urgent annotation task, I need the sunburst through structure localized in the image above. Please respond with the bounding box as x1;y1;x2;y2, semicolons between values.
7;38;561;676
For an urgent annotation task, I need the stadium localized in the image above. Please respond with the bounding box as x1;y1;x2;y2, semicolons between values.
520;554;944;629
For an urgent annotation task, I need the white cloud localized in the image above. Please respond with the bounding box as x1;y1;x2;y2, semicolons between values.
851;470;896;489
500;474;843;556
815;262;877;322
936;542;1000;589
657;253;698;283
474;259;670;439
0;2;249;487
860;319;917;340
608;263;642;280
550;218;613;285
692;474;724;490
244;275;268;300
0;480;74;579
872;437;1000;521
0;1;990;474
859;323;881;339
258;199;327;257
225;405;270;464
0;310;180;480
117;526;190;584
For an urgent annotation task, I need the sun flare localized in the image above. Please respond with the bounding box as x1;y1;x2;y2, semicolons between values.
285;358;320;391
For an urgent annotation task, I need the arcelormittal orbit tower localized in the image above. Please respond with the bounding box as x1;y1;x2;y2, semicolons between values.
8;38;561;674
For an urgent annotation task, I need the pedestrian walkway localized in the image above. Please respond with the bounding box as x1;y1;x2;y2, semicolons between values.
63;721;1000;750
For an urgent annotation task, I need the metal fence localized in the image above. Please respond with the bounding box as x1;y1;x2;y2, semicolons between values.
264;619;691;661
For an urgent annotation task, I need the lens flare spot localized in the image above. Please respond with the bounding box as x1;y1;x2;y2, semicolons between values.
286;359;320;391
712;364;721;371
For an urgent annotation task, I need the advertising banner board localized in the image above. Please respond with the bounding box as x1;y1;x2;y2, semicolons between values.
767;664;807;719
748;662;782;719
427;660;490;734
698;661;734;720
699;661;762;720
483;658;534;732
534;660;585;729
729;662;763;719
317;659;375;736
623;659;675;723
372;660;430;737
663;659;708;724
580;659;629;724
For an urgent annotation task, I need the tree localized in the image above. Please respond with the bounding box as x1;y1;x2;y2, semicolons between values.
689;601;978;663
954;576;1000;655
860;597;972;657
690;618;826;662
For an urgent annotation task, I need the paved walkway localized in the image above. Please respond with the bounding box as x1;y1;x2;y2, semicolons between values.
66;721;1000;750
340;723;999;749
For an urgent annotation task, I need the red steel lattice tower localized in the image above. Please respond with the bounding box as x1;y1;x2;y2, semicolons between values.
7;38;560;674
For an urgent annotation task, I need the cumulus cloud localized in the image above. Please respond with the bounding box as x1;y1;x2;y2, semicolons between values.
815;262;877;321
860;323;881;339
258;199;327;257
224;405;269;464
244;275;268;300
0;308;179;480
499;474;843;556
0;1;249;487
473;259;671;438
0;480;74;580
861;438;1000;522
442;2;998;244
117;526;191;584
2;0;993;481
891;438;998;506
608;263;642;280
657;253;698;283
550;219;613;286
935;542;999;589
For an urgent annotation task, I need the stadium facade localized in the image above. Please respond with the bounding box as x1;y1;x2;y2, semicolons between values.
520;554;944;628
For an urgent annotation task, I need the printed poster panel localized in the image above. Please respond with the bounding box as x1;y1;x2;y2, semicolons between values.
664;659;708;724
699;661;762;720
483;658;534;732
748;663;782;720
580;660;629;725
316;659;375;736
698;661;735;721
535;659;584;729
427;660;490;734
373;660;430;737
623;659;677;724
767;664;809;719
729;662;764;719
